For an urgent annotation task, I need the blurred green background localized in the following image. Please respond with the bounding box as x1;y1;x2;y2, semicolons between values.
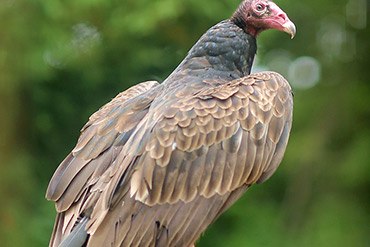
0;0;368;246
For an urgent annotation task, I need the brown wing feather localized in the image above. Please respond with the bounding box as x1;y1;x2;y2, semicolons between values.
124;71;293;207
46;80;159;201
82;81;159;131
47;72;293;247
83;71;292;246
88;188;242;247
46;80;159;246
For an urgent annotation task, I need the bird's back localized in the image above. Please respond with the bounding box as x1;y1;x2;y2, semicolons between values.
47;12;293;247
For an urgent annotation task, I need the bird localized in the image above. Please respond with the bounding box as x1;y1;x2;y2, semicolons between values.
46;0;296;246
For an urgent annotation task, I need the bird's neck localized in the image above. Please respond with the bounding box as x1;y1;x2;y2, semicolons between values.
177;20;257;81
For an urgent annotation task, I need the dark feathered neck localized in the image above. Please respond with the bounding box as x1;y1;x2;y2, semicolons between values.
230;1;260;37
230;1;249;31
176;20;257;80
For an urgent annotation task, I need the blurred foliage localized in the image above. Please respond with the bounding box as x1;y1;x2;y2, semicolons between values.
0;0;369;246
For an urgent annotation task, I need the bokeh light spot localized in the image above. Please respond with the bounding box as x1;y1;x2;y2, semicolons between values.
71;23;102;54
346;0;367;29
288;56;321;89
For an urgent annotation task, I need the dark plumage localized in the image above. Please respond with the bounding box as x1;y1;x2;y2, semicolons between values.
46;0;296;246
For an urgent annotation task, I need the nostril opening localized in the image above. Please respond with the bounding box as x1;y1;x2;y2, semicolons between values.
278;13;287;21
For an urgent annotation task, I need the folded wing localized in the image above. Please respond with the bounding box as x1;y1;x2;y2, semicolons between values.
47;71;293;247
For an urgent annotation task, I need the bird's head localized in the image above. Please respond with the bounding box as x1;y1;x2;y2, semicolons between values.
231;0;296;38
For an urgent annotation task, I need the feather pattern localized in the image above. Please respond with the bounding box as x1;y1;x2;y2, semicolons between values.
47;70;293;247
46;9;294;246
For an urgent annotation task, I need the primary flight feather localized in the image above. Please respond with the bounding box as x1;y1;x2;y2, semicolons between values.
46;0;296;246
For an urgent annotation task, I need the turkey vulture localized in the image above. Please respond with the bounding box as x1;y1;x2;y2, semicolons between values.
46;0;295;246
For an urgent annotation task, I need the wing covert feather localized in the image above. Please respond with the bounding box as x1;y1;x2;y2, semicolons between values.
47;72;293;247
46;80;159;211
125;71;293;207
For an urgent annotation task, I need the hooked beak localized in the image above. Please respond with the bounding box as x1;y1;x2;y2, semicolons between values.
282;20;296;39
266;2;296;39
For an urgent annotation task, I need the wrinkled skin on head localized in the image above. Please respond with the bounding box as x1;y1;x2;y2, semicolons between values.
231;0;296;38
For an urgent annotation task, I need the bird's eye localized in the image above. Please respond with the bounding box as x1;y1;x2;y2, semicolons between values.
256;4;265;11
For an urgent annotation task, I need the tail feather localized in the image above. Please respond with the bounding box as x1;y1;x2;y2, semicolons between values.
49;213;63;247
50;212;89;247
59;217;89;247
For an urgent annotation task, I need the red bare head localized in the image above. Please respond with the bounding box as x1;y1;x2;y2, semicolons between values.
231;0;296;38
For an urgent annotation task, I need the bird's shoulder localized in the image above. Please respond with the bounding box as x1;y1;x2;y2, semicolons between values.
46;80;160;207
81;80;160;133
122;71;293;206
